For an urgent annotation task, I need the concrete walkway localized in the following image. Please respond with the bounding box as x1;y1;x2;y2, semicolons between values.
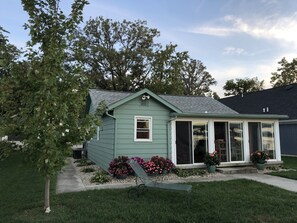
56;160;297;194
56;159;86;194
232;173;297;193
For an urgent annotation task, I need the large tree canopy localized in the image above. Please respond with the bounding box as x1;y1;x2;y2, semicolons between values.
180;58;216;95
72;17;160;91
270;57;297;87
223;77;264;96
71;17;216;95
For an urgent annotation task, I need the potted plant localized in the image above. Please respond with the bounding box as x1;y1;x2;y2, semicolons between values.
250;151;269;170
204;151;220;173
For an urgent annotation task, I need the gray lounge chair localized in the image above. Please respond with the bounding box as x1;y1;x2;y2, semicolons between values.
128;160;192;198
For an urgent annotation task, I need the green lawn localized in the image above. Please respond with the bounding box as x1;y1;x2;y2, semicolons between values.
1;153;297;223
268;156;297;180
281;156;297;169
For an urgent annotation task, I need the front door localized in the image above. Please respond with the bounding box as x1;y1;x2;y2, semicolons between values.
176;121;192;164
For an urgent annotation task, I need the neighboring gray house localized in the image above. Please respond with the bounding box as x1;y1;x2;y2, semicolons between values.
86;88;285;171
219;84;297;155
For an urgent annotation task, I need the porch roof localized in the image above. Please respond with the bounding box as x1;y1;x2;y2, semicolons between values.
170;112;289;120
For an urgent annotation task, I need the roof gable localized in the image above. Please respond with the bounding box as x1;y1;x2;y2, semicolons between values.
89;88;238;115
89;88;182;113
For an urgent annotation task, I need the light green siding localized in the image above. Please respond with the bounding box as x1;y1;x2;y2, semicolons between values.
114;96;172;160
87;116;115;171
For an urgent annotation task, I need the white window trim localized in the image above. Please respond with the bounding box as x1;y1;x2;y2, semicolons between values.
96;126;100;140
134;116;152;142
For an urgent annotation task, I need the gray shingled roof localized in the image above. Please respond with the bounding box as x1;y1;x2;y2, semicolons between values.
160;95;237;114
89;89;237;114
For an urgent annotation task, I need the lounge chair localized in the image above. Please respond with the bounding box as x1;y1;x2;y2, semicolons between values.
128;160;192;198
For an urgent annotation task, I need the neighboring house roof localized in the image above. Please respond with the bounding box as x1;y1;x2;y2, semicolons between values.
219;84;297;119
88;88;238;115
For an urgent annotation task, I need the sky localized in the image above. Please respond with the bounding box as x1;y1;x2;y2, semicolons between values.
1;0;297;97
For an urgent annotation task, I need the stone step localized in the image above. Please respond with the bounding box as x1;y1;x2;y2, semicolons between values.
216;167;257;174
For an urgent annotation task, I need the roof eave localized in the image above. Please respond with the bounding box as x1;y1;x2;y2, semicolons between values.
170;112;289;120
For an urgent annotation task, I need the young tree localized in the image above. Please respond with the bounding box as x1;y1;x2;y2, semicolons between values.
270;57;297;87
18;0;96;213
223;77;264;96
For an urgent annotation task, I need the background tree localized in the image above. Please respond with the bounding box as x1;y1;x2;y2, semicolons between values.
0;27;22;140
71;17;216;96
72;17;160;91
223;77;264;96
0;27;21;77
14;0;96;213
148;44;186;95
270;57;297;87
180;58;216;96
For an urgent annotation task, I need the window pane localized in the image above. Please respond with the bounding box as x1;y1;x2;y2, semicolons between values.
193;122;208;163
135;117;151;140
230;123;244;161
262;123;275;159
137;131;150;139
137;120;149;129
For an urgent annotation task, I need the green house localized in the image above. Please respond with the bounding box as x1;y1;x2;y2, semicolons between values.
86;88;286;171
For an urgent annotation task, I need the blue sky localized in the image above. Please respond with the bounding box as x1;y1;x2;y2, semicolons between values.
1;0;297;97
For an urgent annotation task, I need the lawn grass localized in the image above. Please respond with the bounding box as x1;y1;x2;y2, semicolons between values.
267;156;297;180
1;152;297;223
281;156;297;169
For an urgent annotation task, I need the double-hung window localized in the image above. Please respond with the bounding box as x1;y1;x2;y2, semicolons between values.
134;116;152;141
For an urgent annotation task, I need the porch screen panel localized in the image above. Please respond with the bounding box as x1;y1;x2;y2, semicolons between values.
176;121;192;164
229;123;244;161
261;123;275;159
248;122;262;154
193;122;208;163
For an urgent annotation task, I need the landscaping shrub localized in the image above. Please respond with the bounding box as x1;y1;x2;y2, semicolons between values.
90;170;111;184
0;141;21;160
143;156;175;175
81;167;95;173
130;156;145;166
75;158;95;167
108;156;132;176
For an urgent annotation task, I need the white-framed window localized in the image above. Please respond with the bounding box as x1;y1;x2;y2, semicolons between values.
134;116;152;141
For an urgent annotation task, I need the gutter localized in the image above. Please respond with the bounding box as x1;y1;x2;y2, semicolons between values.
170;112;289;120
105;109;117;158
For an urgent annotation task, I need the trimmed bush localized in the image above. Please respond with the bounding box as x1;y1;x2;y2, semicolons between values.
90;170;111;184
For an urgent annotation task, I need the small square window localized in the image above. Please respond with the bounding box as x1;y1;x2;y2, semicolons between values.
134;116;152;141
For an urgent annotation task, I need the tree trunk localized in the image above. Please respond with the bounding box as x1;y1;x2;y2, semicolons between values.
44;175;51;213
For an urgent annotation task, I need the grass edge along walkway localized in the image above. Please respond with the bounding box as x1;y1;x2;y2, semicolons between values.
267;156;297;180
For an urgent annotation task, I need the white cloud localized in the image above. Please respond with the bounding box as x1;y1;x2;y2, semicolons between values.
189;26;239;36
222;47;246;55
188;12;297;48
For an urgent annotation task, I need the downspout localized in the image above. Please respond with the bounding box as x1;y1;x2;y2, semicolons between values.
106;109;117;158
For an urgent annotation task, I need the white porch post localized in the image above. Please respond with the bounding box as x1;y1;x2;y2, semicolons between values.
171;120;177;165
243;121;250;162
274;121;281;161
208;120;215;153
